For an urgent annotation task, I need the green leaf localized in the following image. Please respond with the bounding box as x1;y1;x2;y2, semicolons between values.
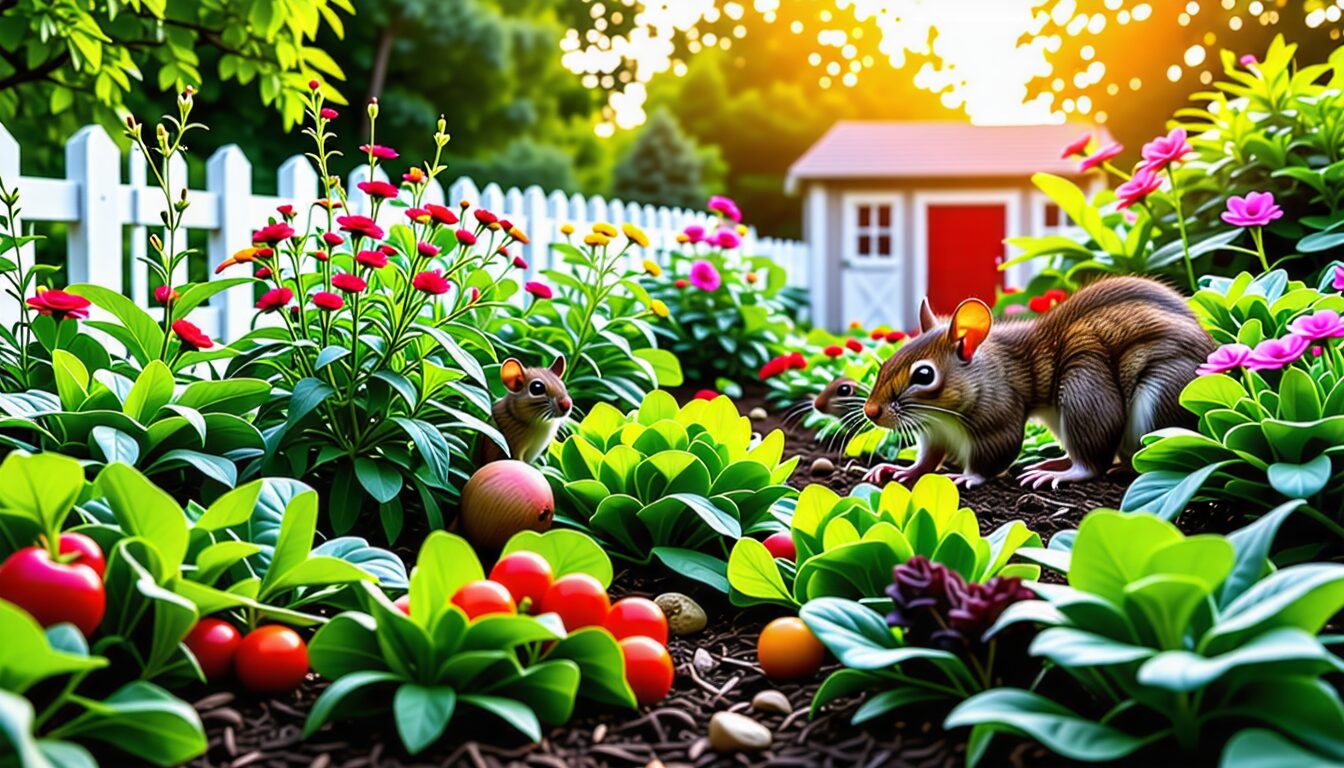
1028;627;1154;668
0;451;85;534
308;613;388;679
852;687;948;725
66;284;164;365
303;669;400;737
1220;729;1343;768
392;417;451;486
0;601;106;695
122;361;174;423
394;685;457;755
633;347;683;387
1138;628;1344;692
410;532;484;631
945;688;1150;763
546;627;637;708
52;681;205;766
1208;563;1344;653
727;537;794;607
500;529;614;588
287;378;335;428
52;349;89;410
95;463;188;571
91;426;140;465
175;378;271;414
459;694;542;741
1067;511;1182;604
1220;500;1303;609
258;487;322;597
1266;454;1333;499
354;458;403;504
194;481;264;531
650;547;728;592
800;597;908;670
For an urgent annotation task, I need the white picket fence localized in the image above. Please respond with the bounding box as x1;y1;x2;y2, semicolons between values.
0;121;809;341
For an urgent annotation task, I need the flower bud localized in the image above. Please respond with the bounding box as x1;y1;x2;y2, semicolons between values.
149;233;163;251
309;79;321;90
367;98;379;119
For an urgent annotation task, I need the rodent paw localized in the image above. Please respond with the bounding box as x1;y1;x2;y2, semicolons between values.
947;471;988;489
1018;464;1097;490
862;463;920;486
1022;457;1073;473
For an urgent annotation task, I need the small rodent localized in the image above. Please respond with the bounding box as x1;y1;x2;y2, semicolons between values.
812;376;867;418
862;276;1213;489
478;356;573;464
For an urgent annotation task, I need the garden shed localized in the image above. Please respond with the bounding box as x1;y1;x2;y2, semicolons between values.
787;121;1111;331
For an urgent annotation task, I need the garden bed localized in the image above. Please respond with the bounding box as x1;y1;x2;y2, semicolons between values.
183;384;1230;768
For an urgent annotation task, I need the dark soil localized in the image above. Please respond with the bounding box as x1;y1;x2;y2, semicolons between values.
187;384;1226;768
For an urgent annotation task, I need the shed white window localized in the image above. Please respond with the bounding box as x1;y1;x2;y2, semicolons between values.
846;197;901;263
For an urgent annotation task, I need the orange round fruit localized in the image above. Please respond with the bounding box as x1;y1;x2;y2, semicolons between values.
757;616;824;680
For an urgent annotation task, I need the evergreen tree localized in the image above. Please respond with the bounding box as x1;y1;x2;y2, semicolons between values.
611;110;704;209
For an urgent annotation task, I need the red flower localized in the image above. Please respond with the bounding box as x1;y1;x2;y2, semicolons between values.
417;242;440;258
26;289;90;321
468;287;480;303
824;345;844;358
455;229;476;246
425;204;458;226
356;249;388;269
357;180;399;199
320;108;339;120
403;167;426;184
276;204;295;219
154;285;179;304
412;269;450;295
1044;288;1069;302
498;219;513;231
674;279;689;289
693;389;719;401
322;232;345;246
308;79;320;90
406;207;431;224
310;250;329;262
474;209;497;226
845;338;863;353
512;255;529;269
252;222;294;244
758;358;788;380
337;215;385;240
870;329;885;340
885;330;907;343
255;267;272;279
312;291;344;311
359;144;399;160
331;273;367;294
788;352;807;370
525;281;553;300
256;287;293;313
379;244;397;256
172;320;213;351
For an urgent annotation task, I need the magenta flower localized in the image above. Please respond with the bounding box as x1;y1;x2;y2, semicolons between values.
525;281;553;300
1245;334;1311;371
357;180;399;199
1140;128;1192;173
1061;133;1092;159
1221;191;1283;228
1287;310;1344;341
689;260;721;292
683;225;706;244
359;144;399;161
1239;54;1257;66
715;228;742;250
1116;166;1163;209
708;195;742;222
1198;343;1253;376
1334;265;1344;292
1079;143;1123;172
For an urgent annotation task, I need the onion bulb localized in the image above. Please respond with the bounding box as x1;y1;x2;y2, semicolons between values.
460;460;554;550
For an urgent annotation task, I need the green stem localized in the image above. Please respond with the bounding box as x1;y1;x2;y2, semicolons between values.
1250;226;1269;273
1166;166;1196;292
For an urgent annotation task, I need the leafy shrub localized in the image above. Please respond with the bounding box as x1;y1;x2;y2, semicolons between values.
547;390;797;591
1189;268;1344;345
304;530;634;754
948;509;1344;767
727;477;1041;610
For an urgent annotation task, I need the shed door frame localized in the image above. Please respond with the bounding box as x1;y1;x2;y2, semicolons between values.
912;189;1022;314
840;191;906;329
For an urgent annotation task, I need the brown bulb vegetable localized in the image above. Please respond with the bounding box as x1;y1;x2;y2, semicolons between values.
460;460;554;551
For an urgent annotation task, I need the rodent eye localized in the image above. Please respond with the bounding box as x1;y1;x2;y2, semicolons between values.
910;363;937;387
837;384;852;396
528;380;546;396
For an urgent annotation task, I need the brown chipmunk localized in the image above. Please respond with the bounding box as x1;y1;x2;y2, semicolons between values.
478;356;573;464
861;276;1213;489
813;376;867;418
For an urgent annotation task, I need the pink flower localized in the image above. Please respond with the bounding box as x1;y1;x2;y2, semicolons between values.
310;250;328;262
252;222;294;244
1060;133;1092;159
1221;191;1283;228
255;267;272;279
27;290;90;321
320;108;339;120
708;195;742;222
413;270;450;295
356;249;388;269
1140;128;1192;173
322;232;345;247
172;320;213;351
255;287;293;313
1287;310;1344;341
417;241;440;258
331;273;367;294
1239;54;1257;66
154;285;178;304
337;215;384;241
357;180;399;199
1079;143;1124;172
1334;265;1344;292
425;204;458;226
715;229;741;250
312;291;344;311
1198;343;1253;375
474;209;497;226
525;281;553;300
683;225;706;244
1116;166;1163;209
276;204;295;219
1245;335;1310;371
512;255;528;269
359;144;398;160
688;260;721;291
455;229;476;246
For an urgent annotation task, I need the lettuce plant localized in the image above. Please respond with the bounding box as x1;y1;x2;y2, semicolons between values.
947;509;1344;767
304;531;634;755
727;477;1041;610
1189;269;1344;346
547;390;797;591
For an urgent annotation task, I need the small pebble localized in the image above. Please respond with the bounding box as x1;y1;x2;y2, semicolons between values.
810;457;835;476
751;690;791;714
708;711;773;752
688;737;710;761
693;648;717;675
654;592;707;636
748;407;768;421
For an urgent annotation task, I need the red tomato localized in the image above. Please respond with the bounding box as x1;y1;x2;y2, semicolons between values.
0;546;105;636
604;597;668;645
451;580;517;620
184;618;242;680
393;594;411;615
757;617;824;680
489;552;554;610
538;573;609;630
58;533;106;578
235;625;309;694
620;636;674;706
762;532;796;562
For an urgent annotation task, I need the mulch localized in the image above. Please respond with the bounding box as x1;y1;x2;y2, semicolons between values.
184;384;1229;768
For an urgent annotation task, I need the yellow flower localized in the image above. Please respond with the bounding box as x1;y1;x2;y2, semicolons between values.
583;233;611;247
650;299;670;318
623;222;650;247
736;224;748;236
643;259;662;277
592;222;618;237
676;233;690;244
560;223;575;235
508;226;530;245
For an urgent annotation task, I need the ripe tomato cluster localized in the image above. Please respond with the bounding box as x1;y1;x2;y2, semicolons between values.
0;532;108;637
408;552;677;707
184;620;309;694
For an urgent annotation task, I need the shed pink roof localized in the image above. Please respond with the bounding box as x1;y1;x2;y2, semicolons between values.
786;121;1113;190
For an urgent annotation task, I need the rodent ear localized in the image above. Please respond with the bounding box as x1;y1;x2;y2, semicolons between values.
947;299;993;362
919;298;938;334
550;355;566;377
501;358;526;392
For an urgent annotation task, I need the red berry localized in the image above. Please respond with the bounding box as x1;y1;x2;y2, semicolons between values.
450;580;517;620
538;574;609;631
762;532;796;562
620;636;674;706
0;546;105;636
604;597;669;645
235;626;308;694
393;595;411;615
58;532;105;578
184;618;242;680
489;552;554;611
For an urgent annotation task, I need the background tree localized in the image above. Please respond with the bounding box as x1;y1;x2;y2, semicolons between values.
611;110;720;210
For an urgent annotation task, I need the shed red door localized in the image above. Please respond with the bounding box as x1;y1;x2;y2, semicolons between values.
925;204;1006;313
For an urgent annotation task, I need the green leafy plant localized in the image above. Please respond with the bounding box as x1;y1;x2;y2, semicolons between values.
727;477;1041;610
303;530;634;754
947;508;1344;767
547;390;797;591
1189;269;1344;345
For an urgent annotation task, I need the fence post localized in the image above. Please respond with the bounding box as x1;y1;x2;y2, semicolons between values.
66;125;121;290
207;145;254;342
0;123;22;324
277;154;318;206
